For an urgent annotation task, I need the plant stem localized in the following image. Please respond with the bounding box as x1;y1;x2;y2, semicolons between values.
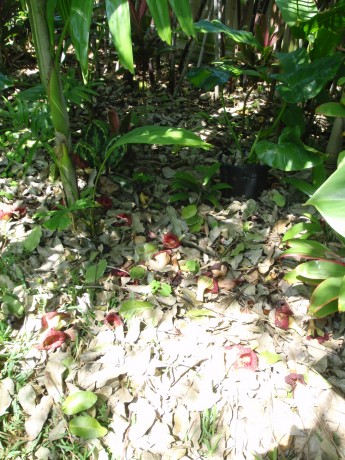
220;88;243;155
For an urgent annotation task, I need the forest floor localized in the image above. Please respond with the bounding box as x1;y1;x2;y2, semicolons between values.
1;62;345;460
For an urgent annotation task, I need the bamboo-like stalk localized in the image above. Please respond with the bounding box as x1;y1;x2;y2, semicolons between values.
27;0;79;207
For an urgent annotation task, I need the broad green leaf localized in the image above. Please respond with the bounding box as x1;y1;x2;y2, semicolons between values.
106;0;134;74
255;127;325;171
315;102;345;117
194;20;262;49
119;299;154;318
1;294;24;318
46;0;58;47
182;204;198;220
302;3;345;36
0;73;14;91
189;217;204;233
231;242;245;256
85;259;107;284
110;126;211;150
43;211;72;231
146;0;171;44
309;278;341;317
169;0;195;38
282;222;322;241
281;239;338;260
135;243;157;261
270;190;285;207
129;266;147;280
69;0;93;82
295;261;345;280
275;0;318;26
259;350;282;364
23;226;42;252
69;415;107;439
309;299;339;318
307;163;345;237
284;178;317;197
182;260;200;273
284;268;321;286
62;391;97;415
187;66;231;91
338;275;345;312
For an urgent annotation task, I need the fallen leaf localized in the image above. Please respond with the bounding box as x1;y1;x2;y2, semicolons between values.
25;395;53;440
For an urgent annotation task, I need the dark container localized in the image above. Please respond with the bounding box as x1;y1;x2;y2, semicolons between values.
220;163;269;199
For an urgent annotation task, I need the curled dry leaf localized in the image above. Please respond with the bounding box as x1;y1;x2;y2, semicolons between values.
104;312;123;329
162;232;181;249
225;344;258;371
36;329;68;351
148;250;171;271
210;262;228;278
196;275;215;302
274;300;293;330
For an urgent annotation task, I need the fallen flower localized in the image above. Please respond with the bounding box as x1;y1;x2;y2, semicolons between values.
162;232;180;249
148;250;171;271
284;373;306;390
225;344;258;371
210;262;228;278
104;312;123;329
112;213;132;226
96;195;113;210
306;332;330;344
196;274;215;302
274;300;293;330
36;329;68;351
41;311;71;330
111;268;130;277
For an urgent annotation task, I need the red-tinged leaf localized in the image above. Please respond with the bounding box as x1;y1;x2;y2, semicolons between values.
107;108;120;134
225;344;258;371
96;195;113;210
162;232;180;249
113;213;132;226
13;206;27;217
36;329;68;350
104;312;123;329
41;311;71;330
285;373;306;389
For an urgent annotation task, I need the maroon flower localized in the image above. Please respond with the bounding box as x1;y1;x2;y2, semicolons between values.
306;332;330;344
274;300;293;330
36;329;68;350
225;344;258;371
285;373;306;390
162;233;181;249
41;311;71;330
113;213;132;226
96;195;112;210
73;154;89;170
111;268;129;277
104;312;123;329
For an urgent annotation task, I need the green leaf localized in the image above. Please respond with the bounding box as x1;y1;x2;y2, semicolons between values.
182;204;198;220
69;415;107;439
259;350;282;364
169;0;195;38
146;0;171;44
189;217;204;233
119;299;154;318
136;243;158;262
295;261;345;280
23;226;42;252
43;211;72;231
194;20;262;49
186;309;217;318
255;127;325;171
270;190;285;207
315;102;345;118
282;221;322;241
307;163;345;237
62;391;97;415
275;0;318;26
231;242;245;256
182;260;200;273
150;281;172;297
1;294;24;318
69;0;93;82
85;259;107;284
281;239;338;260
284;177;317;196
169;192;190;203
110;126;211;150
106;0;134;73
309;278;341;317
0;73;14;91
338;275;345;312
187;66;231;91
129;266;147;280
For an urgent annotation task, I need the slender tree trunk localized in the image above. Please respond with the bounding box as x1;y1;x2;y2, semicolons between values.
27;0;79;206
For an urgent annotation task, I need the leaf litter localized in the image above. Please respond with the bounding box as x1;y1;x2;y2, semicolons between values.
1;87;345;459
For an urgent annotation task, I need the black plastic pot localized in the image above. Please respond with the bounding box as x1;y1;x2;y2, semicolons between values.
219;163;269;199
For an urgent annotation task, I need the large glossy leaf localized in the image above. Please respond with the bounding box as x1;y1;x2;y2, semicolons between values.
62;391;97;415
110;126;212;150
187;66;231;91
338;275;345;312
275;53;343;103
146;0;171;44
69;415;108;439
309;278;341;318
296;261;345;280
302;3;345;36
194;20;262;49
307;163;345;237
254;127;325;171
69;0;93;82
315;102;345;118
169;0;195;38
106;0;134;73
281;239;338;260
275;0;318;26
